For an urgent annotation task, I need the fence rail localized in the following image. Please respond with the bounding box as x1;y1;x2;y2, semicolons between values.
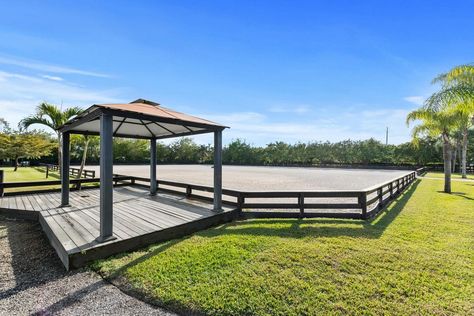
39;164;96;179
0;169;418;220
130;171;417;220
0;175;135;197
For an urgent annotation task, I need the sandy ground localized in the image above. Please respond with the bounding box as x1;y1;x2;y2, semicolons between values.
0;219;176;316
83;164;411;191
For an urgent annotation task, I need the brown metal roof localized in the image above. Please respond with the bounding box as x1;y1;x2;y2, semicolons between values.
58;99;227;139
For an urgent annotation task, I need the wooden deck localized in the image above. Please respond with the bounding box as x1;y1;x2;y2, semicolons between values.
0;186;237;269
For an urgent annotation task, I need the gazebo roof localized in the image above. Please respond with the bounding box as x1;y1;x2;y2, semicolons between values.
58;99;227;139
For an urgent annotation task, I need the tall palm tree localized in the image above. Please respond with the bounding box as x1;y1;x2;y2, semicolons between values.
19;102;83;170
407;106;460;193
432;64;474;178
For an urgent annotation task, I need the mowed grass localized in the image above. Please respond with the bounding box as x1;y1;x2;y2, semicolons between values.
0;167;97;193
0;166;57;181
425;171;474;180
93;179;474;315
0;167;62;192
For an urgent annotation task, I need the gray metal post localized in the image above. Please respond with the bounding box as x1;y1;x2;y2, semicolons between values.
150;138;157;195
213;130;223;211
0;169;4;197
61;132;70;206
99;113;115;241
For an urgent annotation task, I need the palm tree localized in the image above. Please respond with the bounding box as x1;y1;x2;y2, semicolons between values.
432;64;474;178
19;102;83;171
407;106;460;193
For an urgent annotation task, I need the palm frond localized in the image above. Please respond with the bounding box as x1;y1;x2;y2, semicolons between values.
62;106;83;122
21;102;84;131
436;64;474;87
425;85;474;110
19;115;55;131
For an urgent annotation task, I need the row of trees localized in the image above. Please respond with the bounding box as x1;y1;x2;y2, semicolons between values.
1;124;458;168
71;136;446;166
407;64;474;193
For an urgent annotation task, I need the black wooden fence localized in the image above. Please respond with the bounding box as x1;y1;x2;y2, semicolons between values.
39;164;96;179
130;171;418;220
0;169;419;220
0;174;135;197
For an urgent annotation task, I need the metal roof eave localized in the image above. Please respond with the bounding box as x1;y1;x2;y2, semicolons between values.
57;107;228;139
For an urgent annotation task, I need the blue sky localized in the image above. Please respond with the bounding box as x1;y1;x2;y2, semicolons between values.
0;0;473;145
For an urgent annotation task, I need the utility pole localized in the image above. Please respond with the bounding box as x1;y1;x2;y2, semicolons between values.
385;127;389;145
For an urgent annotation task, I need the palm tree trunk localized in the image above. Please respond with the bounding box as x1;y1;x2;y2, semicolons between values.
451;148;457;173
76;137;90;179
461;129;468;179
442;134;452;193
452;145;457;173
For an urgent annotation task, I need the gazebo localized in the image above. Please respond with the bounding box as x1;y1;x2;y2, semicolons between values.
58;99;227;242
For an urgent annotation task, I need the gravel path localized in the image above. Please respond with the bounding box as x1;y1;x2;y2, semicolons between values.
0;218;176;316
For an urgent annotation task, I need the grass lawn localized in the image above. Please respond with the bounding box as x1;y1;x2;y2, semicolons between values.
0;166;58;182
93;178;473;315
424;171;474;180
0;166;97;193
0;167;61;193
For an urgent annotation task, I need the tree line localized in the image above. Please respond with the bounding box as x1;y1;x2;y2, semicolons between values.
3;123;467;168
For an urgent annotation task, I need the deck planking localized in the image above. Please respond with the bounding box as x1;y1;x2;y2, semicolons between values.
1;185;238;269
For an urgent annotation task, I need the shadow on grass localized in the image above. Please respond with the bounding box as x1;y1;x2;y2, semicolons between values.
32;166;60;180
450;192;474;201
96;237;189;280
196;180;421;240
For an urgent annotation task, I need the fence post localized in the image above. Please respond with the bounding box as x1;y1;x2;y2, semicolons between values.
358;192;367;219
298;193;305;218
186;185;192;198
0;169;4;197
46;165;49;179
389;182;393;199
377;187;383;209
237;193;244;213
396;179;400;194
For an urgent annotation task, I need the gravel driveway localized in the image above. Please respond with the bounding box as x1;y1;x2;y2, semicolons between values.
0;218;176;316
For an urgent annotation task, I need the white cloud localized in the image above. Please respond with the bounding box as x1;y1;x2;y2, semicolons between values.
403;96;424;106
42;74;64;81
0;70;123;128
0;55;110;78
191;107;412;145
268;104;311;114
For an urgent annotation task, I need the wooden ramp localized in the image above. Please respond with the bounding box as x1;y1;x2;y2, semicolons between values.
1;186;237;270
